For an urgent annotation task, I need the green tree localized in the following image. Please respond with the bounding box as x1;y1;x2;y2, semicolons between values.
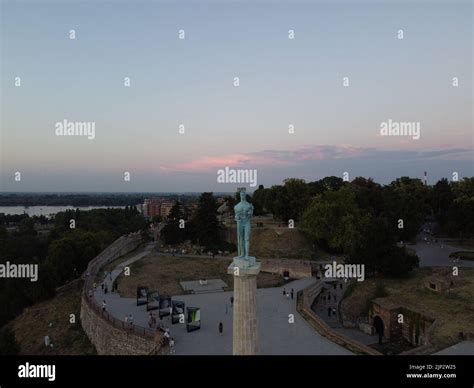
384;177;430;242
0;327;20;355
302;186;362;251
161;202;186;245
346;216;419;277
251;185;267;215
188;193;222;248
443;178;474;237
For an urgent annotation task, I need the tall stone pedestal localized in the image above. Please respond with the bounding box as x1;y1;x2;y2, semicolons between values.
227;256;260;355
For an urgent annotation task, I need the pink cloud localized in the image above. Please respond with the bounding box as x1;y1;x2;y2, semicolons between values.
160;145;473;174
160;154;251;173
160;145;369;173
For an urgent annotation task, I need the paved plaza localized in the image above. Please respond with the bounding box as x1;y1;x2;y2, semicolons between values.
92;232;473;355
179;279;228;294
409;226;474;268
434;341;474;355
94;246;351;355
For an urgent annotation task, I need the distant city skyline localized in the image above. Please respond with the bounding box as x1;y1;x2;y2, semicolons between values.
1;0;472;192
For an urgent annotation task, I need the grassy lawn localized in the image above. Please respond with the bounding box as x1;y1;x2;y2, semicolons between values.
115;255;284;298
227;227;318;259
440;238;474;250
8;280;96;355
98;243;146;274
341;268;474;351
449;251;474;261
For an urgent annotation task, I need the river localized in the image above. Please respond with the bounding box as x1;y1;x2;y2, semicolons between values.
0;206;125;216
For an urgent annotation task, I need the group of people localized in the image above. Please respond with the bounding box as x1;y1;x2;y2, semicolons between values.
124;313;134;328
147;312;160;328
163;328;175;354
101;281;118;293
283;288;295;300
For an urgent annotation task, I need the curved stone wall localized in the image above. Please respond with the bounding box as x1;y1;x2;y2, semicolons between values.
80;234;162;355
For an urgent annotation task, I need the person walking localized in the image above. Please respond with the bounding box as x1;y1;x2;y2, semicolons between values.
290;288;294;299
218;322;223;334
102;300;106;312
230;296;234;307
148;312;153;328
283;288;286;297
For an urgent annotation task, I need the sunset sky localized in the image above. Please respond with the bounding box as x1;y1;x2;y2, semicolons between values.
1;0;472;192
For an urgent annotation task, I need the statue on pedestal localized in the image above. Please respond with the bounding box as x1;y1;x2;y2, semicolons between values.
234;191;254;259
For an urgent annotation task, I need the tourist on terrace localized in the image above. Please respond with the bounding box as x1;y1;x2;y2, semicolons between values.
148;313;153;328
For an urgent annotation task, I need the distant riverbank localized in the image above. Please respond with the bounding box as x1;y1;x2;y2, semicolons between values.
0;206;125;216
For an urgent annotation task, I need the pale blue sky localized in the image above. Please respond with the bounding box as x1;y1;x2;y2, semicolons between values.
1;0;472;192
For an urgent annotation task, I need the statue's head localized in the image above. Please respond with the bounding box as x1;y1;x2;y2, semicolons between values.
240;191;246;202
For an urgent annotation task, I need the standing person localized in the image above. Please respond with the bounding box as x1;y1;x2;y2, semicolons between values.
218;322;223;334
283;288;286;297
104;285;108;294
164;329;171;342
230;296;234;307
102;300;106;312
148;312;153;328
290;288;294;300
101;283;104;292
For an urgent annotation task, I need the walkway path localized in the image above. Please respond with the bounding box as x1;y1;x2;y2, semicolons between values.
409;229;474;268
100;242;155;291
94;246;351;355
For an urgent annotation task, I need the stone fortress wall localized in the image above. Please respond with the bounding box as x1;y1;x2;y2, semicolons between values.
80;233;162;355
260;258;312;279
298;281;382;355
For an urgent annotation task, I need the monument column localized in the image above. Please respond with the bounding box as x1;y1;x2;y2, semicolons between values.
228;257;260;355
